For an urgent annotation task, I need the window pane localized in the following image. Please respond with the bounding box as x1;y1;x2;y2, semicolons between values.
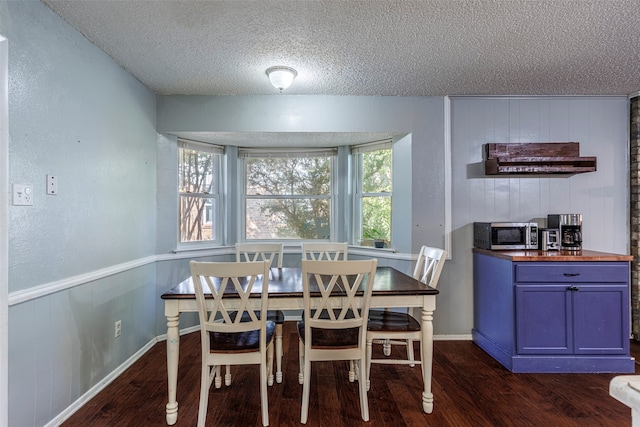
361;195;391;240
246;157;331;196
362;149;392;193
179;148;215;194
180;196;216;242
246;198;330;239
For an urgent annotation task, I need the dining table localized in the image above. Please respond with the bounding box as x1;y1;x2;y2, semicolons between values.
161;266;439;425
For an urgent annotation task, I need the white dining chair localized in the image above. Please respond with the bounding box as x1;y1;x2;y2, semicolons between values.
190;260;274;427
297;258;377;424
301;243;356;378
301;241;348;261
366;245;447;391
235;242;285;384
236;242;284;268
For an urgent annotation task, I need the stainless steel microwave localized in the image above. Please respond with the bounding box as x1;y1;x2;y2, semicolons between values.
473;222;538;250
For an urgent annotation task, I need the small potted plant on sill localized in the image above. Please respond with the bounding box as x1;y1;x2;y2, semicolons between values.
363;228;387;248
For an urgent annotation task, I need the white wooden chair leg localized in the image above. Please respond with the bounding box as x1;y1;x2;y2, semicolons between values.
298;339;305;384
225;364;232;386
198;364;212;427
349;360;356;382
358;359;369;421
215;365;222;388
275;323;283;383
301;355;312;424
267;342;275;387
366;339;373;391
383;339;391;356
407;339;416;367
260;352;270;426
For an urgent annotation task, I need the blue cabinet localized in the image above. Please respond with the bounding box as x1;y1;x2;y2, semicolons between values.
472;252;634;373
516;284;629;355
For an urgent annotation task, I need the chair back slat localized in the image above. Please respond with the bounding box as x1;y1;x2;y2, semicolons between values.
302;259;376;332
236;242;283;268
412;246;447;288
190;260;270;335
301;242;348;261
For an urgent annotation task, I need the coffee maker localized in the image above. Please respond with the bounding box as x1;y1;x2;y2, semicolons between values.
548;214;582;251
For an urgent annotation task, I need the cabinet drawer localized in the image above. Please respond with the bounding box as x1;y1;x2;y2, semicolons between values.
514;263;629;283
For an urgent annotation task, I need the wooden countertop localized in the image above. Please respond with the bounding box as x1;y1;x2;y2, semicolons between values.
472;247;633;262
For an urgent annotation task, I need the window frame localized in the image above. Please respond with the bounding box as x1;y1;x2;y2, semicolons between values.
239;147;337;242
177;139;224;248
352;140;393;246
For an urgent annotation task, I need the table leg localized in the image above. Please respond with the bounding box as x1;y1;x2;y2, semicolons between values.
421;307;434;413
165;313;180;425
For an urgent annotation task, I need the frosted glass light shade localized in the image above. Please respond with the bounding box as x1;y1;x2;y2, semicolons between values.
266;66;297;91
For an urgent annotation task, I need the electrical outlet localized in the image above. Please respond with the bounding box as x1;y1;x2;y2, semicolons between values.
12;183;33;206
114;320;121;338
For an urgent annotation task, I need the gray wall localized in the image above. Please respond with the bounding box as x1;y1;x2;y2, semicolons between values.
3;2;157;426
2;1;632;426
156;95;448;255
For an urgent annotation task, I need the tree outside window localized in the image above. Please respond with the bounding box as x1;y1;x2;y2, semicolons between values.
357;145;392;247
243;150;334;240
178;141;221;243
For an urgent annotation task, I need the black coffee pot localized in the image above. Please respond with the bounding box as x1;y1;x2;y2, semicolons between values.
559;214;582;251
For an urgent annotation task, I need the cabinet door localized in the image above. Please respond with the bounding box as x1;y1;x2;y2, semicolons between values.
516;285;572;354
573;284;629;355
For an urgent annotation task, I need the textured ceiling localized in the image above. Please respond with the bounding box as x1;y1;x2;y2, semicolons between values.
42;0;640;97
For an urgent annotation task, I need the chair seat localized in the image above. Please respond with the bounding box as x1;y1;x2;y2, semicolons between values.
210;320;276;352
297;309;360;348
367;310;421;332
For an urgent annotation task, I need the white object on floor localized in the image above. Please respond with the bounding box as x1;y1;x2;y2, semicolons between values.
610;375;640;427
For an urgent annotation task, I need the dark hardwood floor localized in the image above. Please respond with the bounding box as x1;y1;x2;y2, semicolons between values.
62;322;639;426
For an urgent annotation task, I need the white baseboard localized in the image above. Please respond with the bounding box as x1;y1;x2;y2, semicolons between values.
434;334;472;341
47;323;202;427
45;336;158;427
155;324;200;341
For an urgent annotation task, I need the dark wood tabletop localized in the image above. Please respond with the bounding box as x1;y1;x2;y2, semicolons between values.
161;266;439;300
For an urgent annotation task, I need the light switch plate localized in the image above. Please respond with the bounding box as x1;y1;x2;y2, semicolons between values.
47;174;57;195
12;183;33;206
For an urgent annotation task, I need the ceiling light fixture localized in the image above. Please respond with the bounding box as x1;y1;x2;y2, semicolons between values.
266;66;297;91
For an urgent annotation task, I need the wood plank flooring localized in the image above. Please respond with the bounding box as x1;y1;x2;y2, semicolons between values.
61;322;639;426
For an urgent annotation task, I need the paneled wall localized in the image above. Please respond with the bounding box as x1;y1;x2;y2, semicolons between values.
445;96;629;336
630;95;639;338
